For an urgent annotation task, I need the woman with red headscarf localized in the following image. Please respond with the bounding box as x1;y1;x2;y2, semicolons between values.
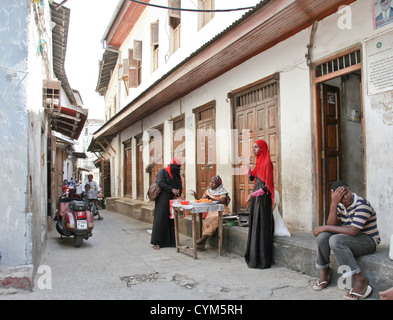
244;139;275;269
150;158;182;249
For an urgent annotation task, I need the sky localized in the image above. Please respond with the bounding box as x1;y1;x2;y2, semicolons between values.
64;0;119;120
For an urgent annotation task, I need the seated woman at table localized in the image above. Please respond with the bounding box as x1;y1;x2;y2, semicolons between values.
191;175;230;250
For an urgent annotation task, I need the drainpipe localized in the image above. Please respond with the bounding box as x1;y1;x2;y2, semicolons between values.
306;21;318;68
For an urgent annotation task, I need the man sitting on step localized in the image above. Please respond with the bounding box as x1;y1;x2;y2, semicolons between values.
312;181;380;300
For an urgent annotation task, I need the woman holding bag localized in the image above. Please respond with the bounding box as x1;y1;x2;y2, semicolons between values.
244;139;275;269
150;158;182;250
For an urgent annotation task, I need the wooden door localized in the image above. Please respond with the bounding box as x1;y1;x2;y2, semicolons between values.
321;84;341;223
103;160;111;198
195;103;216;198
124;140;132;197
233;79;280;212
149;126;163;186
136;135;144;200
234;106;256;212
173;117;186;194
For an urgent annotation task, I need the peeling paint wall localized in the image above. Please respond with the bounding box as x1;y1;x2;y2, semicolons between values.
0;0;51;274
0;1;31;267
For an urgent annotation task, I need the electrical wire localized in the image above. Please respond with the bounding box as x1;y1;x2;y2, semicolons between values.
129;0;256;12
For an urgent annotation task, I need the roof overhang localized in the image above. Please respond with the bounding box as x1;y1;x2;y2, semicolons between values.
72;152;87;159
50;3;77;106
102;0;150;47
96;50;119;95
93;0;356;143
87;134;117;158
51;105;88;141
52;131;74;145
50;2;88;141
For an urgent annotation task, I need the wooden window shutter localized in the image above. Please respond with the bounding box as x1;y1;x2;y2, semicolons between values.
169;0;181;19
133;40;142;61
151;21;159;45
128;49;139;88
119;58;129;80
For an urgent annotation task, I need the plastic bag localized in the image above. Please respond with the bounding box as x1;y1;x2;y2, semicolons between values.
273;190;291;237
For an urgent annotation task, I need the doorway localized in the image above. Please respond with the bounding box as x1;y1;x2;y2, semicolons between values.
230;76;280;213
194;101;216;198
314;47;364;224
124;140;132;197
148;125;164;186
135;134;144;200
103;160;111;198
172;116;186;192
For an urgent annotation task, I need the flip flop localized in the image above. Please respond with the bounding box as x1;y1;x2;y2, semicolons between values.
344;285;373;300
313;268;333;291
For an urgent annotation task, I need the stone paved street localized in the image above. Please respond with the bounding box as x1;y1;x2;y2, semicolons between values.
1;209;351;305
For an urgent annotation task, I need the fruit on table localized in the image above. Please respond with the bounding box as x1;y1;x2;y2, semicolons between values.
194;199;212;203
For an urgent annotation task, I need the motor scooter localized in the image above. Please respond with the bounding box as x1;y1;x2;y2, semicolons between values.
56;186;94;247
81;188;102;219
97;191;105;209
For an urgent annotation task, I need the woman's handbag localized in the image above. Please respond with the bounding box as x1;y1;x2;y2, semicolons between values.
147;181;161;201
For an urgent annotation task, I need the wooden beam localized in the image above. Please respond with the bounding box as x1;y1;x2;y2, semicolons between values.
103;138;117;154
97;141;112;157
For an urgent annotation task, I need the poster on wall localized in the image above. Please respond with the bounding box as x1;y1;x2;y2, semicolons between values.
366;32;393;95
373;0;393;29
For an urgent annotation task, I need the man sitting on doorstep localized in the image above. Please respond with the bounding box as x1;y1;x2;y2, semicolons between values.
313;181;380;300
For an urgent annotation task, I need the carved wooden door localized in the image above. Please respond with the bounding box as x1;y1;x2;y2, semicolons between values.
124;140;132;197
173;117;186;195
136;134;144;200
233;79;280;212
321;84;341;223
195;103;216;198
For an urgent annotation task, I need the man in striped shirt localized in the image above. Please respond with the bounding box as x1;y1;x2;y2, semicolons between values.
313;181;380;300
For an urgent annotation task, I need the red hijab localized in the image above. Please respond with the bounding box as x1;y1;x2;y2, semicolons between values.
164;158;182;179
251;140;274;203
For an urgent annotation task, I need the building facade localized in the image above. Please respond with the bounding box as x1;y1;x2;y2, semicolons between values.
92;0;393;244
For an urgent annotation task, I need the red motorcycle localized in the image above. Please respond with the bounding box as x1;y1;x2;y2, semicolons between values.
56;186;94;247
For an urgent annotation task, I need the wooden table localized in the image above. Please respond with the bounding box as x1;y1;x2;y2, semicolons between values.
172;202;224;259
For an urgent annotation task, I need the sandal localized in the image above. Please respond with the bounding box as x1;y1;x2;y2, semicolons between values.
152;244;160;250
344;285;372;300
313;268;333;291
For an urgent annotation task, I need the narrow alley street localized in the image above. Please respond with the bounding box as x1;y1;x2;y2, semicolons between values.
1;209;348;304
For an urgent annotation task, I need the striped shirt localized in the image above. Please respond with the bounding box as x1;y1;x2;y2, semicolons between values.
336;193;381;245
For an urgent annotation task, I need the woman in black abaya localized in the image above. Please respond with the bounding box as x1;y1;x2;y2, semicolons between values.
244;140;275;269
150;158;182;249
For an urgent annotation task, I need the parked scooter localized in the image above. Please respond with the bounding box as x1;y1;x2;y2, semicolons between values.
56;186;94;247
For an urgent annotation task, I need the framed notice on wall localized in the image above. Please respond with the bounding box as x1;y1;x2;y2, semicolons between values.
366;32;393;95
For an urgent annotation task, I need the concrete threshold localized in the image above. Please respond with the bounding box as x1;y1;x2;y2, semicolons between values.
106;197;393;298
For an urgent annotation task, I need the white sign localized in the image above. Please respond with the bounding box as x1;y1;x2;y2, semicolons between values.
366;32;393;95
